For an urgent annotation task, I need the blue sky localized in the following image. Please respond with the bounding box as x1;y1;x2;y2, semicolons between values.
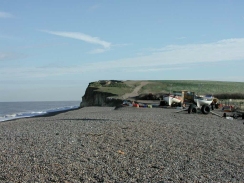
1;0;244;101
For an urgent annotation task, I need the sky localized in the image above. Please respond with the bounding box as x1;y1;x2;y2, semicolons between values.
1;0;244;102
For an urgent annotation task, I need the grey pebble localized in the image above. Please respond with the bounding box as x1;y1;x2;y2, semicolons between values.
0;107;243;182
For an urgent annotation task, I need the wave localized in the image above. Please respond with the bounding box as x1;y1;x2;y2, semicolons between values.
0;105;79;122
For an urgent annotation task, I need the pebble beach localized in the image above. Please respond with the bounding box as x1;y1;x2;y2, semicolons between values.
0;106;244;182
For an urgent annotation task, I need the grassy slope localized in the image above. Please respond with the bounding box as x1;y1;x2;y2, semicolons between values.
89;81;136;97
139;80;244;95
89;80;244;97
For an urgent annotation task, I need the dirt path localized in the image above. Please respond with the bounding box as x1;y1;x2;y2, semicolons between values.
122;81;149;99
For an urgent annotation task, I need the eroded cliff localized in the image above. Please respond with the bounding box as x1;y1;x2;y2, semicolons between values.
80;81;123;107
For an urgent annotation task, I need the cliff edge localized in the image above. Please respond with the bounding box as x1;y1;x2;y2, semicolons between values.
80;80;166;107
80;80;127;107
80;80;244;107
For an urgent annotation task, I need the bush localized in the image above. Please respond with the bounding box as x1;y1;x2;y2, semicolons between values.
89;82;102;87
214;93;244;99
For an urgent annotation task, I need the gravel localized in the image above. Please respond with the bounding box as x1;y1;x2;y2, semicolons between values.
0;106;244;182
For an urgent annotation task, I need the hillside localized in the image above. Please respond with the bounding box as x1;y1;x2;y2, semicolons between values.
81;80;244;107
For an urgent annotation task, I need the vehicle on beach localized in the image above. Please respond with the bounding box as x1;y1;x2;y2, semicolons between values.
186;95;214;114
187;103;211;114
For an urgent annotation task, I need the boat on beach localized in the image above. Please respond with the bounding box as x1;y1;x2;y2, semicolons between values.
194;94;213;106
163;94;182;106
122;100;159;108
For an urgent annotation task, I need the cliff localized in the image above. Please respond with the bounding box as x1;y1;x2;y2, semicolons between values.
80;82;123;107
80;80;244;107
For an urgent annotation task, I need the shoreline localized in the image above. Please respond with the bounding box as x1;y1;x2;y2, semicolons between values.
0;106;81;123
33;106;81;118
0;106;243;182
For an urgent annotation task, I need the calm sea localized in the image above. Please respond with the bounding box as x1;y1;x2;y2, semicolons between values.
0;101;80;122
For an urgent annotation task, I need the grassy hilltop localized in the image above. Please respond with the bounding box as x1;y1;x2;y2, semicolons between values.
89;80;244;99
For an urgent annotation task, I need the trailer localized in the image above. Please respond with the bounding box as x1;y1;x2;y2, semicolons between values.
223;110;244;119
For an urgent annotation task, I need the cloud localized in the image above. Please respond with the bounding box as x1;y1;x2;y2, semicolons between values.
77;38;244;71
2;38;244;80
0;11;13;18
0;52;27;61
41;30;111;53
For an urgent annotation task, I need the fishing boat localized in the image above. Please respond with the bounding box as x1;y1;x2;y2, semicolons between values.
163;94;182;106
194;94;213;106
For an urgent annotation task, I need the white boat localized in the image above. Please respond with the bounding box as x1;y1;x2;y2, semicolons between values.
163;94;182;106
194;95;213;106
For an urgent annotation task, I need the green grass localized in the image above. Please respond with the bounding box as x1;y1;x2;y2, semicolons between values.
89;80;244;98
95;86;133;97
139;82;168;94
139;80;244;95
89;81;133;97
123;80;142;88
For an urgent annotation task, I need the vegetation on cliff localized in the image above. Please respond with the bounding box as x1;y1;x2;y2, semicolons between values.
88;80;244;98
81;80;244;107
88;80;134;97
138;80;244;96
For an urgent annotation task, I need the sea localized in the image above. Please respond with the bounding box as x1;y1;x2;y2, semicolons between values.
0;101;81;122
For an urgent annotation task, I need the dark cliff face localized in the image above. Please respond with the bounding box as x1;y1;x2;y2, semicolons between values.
81;86;122;107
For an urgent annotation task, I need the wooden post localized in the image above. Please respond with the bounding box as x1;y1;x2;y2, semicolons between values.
181;90;185;105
